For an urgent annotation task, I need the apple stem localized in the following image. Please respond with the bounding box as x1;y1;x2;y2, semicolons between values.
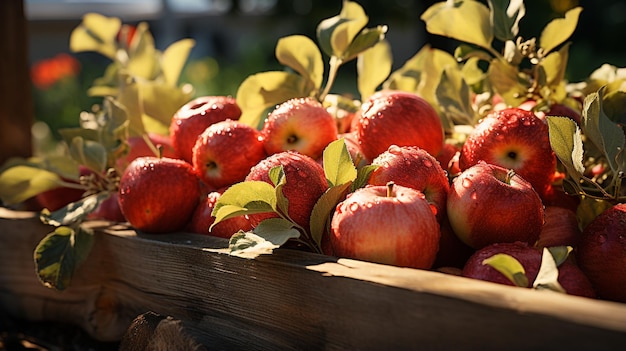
505;169;516;184
386;181;395;197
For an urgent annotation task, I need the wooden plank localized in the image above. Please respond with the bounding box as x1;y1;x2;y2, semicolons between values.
1;207;625;350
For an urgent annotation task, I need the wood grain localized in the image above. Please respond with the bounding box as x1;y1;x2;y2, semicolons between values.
1;208;625;350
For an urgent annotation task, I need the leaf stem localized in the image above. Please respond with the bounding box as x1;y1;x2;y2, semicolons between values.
319;56;342;102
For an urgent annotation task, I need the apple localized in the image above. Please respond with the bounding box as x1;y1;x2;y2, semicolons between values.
535;206;581;249
356;90;444;161
462;241;596;298
367;145;449;221
338;131;368;169
118;156;201;233
436;142;461;176
187;190;254;238
245;151;329;232
329;183;440;270
261;97;338;160
124;133;178;162
87;191;126;222
519;99;582;125
446;162;544;249
35;165;91;211
169;96;241;163
192;119;267;190
576;203;626;302
458;107;556;198
432;215;476;269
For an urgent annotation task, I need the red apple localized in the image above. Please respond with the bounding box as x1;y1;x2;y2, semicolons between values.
192;119;267;190
436;142;461;176
367;145;449;221
458;108;556;197
535;206;581;249
338;131;368;168
356;90;444;161
169;96;241;163
245;151;329;232
576;203;626;302
519;99;582;125
446;162;544;249
432;215;476;269
261;97;338;160
330;183;440;270
35;165;91;211
187;190;254;238
87;192;126;222
462;241;596;298
121;133;179;164
118;156;201;233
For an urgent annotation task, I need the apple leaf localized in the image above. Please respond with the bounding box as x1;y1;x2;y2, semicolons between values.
67;137;108;174
547;246;573;267
351;164;378;192
309;182;353;249
40;192;111;227
539;7;582;54
139;80;194;132
275;35;324;92
357;39;392;101
532;248;566;293
316;0;368;59
454;44;492;62
69;13;120;60
482;253;529;288
162;38;196;87
488;0;525;41
211;181;278;227
487;58;529;107
236;71;312;129
546;116;585;179
34;225;95;291
603;90;626;126
540;42;570;90
421;0;494;50
116;76;146;137
0;165;66;205
577;197;613;231
126;23;159;80
342;25;388;63
436;66;474;129
228;219;300;259
323;138;357;187
269;166;292;221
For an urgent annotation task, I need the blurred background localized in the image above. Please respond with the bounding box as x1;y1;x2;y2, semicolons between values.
24;0;626;142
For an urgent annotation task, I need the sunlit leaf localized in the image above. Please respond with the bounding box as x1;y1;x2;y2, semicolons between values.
309;182;352;248
69;13;120;59
212;181;278;226
488;0;525;41
547;246;573;267
67;137;108;173
316;0;368;58
461;56;486;86
533;248;566;293
603;90;626;127
228;218;300;258
116;75;146;136
276;35;324;91
577;197;613;230
162;38;196;86
343;25;388;62
539;7;582;54
269;166;291;220
436;66;474;128
546;116;585;178
357;39;392;101
126;22;159;80
34;226;94;291
540;43;570;89
139;80;193;130
482;253;529;287
454;44;493;62
0;166;66;205
421;0;494;49
40;192;111;226
351;164;378;192
323;138;357;187
487;58;528;106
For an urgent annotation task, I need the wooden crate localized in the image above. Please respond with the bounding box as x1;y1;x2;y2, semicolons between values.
1;207;625;350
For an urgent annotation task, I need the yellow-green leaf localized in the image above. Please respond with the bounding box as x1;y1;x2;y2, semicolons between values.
357;39;392;101
343;25;388;62
69;13;120;59
162;38;196;86
323;138;357;187
0;166;65;205
540;42;570;88
539;7;582;54
487;58;528;106
126;22;159;80
316;0;368;58
482;253;529;287
546;116;585;177
276;35;324;91
139;81;194;129
488;0;525;41
421;0;494;49
212;180;278;226
533;247;566;293
68;137;108;173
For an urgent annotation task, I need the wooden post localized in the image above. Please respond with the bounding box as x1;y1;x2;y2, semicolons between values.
0;0;34;166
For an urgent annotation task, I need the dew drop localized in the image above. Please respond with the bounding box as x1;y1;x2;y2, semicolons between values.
423;159;433;167
429;204;438;216
470;191;478;200
349;203;360;212
388;145;402;155
462;178;473;188
598;234;607;244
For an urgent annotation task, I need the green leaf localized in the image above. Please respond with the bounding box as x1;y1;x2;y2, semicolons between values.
540;42;570;89
211;181;278;226
454;44;492;62
34;225;95;291
162;38;196;86
228;219;300;258
603;90;626;127
309;182;352;248
323;138;357;187
546;116;585;179
547;246;573;267
436;66;474;127
316;0;369;58
539;7;582;54
421;0;494;49
275;35;324;91
351;164;379;192
139;80;194;130
69;13;121;59
357;39;392;100
343;25;388;62
533;248;566;293
126;22;160;80
488;0;525;41
116;76;145;137
487;58;529;107
236;71;312;129
0;166;66;205
67;137;108;174
482;253;529;287
269;166;291;220
40;192;110;227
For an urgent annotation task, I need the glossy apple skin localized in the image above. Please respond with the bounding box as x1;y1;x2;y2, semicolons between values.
576;203;626;302
261;97;338;160
87;192;126;222
192;119;267;190
119;133;179;166
356;90;444;161
462;241;596;298
330;184;440;270
367;145;449;221
535;206;581;249
446;162;544;249
187;190;254;238
459;108;556;198
118;157;201;233
245;151;329;233
169;96;241;163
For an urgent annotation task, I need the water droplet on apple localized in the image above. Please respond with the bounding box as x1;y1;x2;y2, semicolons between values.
429;204;438;216
388;145;402;155
349;203;360;212
365;202;374;208
470;191;477;200
598;234;607;244
462;178;473;188
522;118;532;126
423;159;432;167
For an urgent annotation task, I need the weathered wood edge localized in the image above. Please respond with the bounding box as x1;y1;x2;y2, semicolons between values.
1;208;625;350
